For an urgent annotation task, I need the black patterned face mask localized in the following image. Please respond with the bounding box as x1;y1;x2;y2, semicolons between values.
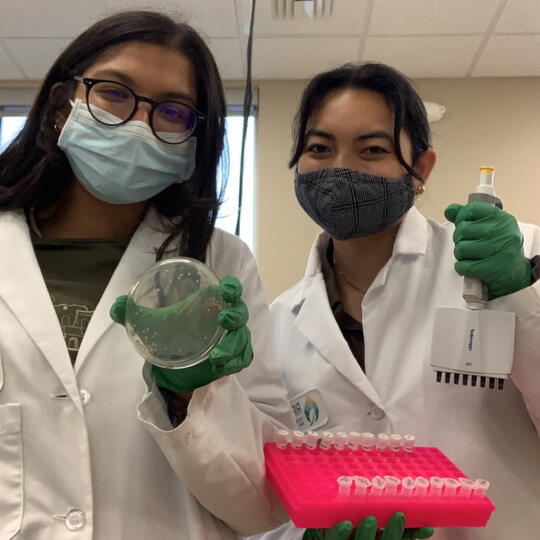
294;167;415;240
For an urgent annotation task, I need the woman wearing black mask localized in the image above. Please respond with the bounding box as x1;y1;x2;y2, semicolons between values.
261;63;540;540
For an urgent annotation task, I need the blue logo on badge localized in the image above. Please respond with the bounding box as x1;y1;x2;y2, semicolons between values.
304;395;319;426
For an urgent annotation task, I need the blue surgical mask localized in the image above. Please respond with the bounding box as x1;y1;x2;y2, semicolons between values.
58;99;196;204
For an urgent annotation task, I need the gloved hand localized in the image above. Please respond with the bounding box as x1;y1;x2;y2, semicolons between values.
111;276;253;393
445;201;533;299
303;513;433;540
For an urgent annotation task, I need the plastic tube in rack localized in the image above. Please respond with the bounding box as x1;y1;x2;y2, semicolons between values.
458;478;475;498
276;429;289;448
443;478;460;498
371;476;386;496
291;430;304;448
305;431;318;450
401;477;415;496
337;476;353;497
415;477;429;497
384;476;401;496
376;433;390;450
320;431;334;450
335;432;348;450
348;432;362;450
473;479;490;498
390;434;403;451
403;434;416;452
354;476;371;497
361;432;375;450
429;477;444;497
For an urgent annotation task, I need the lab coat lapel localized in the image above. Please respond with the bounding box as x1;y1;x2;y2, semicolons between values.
294;238;384;409
73;213;161;373
0;212;83;413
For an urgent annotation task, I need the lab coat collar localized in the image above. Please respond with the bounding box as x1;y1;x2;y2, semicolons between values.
291;231;387;407
0;210;165;408
293;272;385;408
288;206;429;407
393;206;428;257
0;211;83;413
73;208;164;374
294;205;428;309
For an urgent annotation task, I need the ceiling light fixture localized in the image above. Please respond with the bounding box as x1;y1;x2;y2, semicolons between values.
273;0;334;19
423;101;446;123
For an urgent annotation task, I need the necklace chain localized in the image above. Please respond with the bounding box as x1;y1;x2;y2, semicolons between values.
333;257;368;294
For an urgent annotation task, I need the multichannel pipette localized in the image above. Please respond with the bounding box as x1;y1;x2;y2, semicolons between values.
431;167;516;389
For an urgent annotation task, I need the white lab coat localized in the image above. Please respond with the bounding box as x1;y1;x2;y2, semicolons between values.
0;210;294;540
255;206;540;540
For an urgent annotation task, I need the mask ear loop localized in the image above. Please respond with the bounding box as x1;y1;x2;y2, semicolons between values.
54;100;76;134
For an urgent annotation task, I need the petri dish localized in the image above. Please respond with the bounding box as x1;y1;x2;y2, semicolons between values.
124;257;226;369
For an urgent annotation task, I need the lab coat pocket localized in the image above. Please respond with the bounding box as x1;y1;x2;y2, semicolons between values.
0;404;23;539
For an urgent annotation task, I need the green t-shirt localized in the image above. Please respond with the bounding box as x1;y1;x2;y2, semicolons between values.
32;231;128;365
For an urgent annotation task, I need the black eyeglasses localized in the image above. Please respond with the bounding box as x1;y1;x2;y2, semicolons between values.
73;76;205;144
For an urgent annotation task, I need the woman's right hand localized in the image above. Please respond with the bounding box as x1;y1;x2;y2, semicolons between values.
302;513;434;540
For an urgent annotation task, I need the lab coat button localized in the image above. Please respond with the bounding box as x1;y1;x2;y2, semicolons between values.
370;406;386;421
79;389;91;405
66;509;86;531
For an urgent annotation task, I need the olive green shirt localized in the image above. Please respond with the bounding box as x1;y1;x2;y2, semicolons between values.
31;229;127;365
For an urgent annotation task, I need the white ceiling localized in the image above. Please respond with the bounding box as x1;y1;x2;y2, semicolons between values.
0;0;539;81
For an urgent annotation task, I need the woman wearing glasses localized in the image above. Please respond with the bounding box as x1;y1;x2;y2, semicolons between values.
0;11;292;539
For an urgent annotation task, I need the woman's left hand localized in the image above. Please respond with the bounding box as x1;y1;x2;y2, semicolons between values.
445;201;533;299
151;276;253;393
303;513;434;540
111;276;253;393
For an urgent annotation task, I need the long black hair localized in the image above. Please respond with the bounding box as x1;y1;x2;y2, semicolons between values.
0;10;226;262
289;62;432;181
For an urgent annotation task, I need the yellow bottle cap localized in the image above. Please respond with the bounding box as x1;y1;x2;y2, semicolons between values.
480;166;495;173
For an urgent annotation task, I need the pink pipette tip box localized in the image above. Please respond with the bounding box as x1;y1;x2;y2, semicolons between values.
265;434;495;529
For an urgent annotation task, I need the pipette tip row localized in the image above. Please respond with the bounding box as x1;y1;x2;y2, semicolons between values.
435;371;505;390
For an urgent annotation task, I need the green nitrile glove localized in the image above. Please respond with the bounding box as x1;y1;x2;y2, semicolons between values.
302;520;354;540
402;528;434;539
110;293;127;326
303;513;433;540
445;201;533;299
111;276;253;393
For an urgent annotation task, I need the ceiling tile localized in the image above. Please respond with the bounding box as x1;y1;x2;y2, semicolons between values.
472;35;540;77
363;35;482;78
0;0;107;38
0;41;24;78
369;0;500;35
253;0;369;37
495;0;540;33
207;38;244;80
102;0;240;38
3;39;71;79
253;37;360;79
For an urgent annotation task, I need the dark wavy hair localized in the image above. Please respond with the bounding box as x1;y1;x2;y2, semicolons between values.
289;62;432;181
0;10;227;262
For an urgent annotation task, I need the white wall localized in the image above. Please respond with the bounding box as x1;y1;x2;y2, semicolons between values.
3;77;540;302
256;77;540;301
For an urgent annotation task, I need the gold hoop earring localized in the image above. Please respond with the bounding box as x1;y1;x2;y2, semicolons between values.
54;123;60;133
